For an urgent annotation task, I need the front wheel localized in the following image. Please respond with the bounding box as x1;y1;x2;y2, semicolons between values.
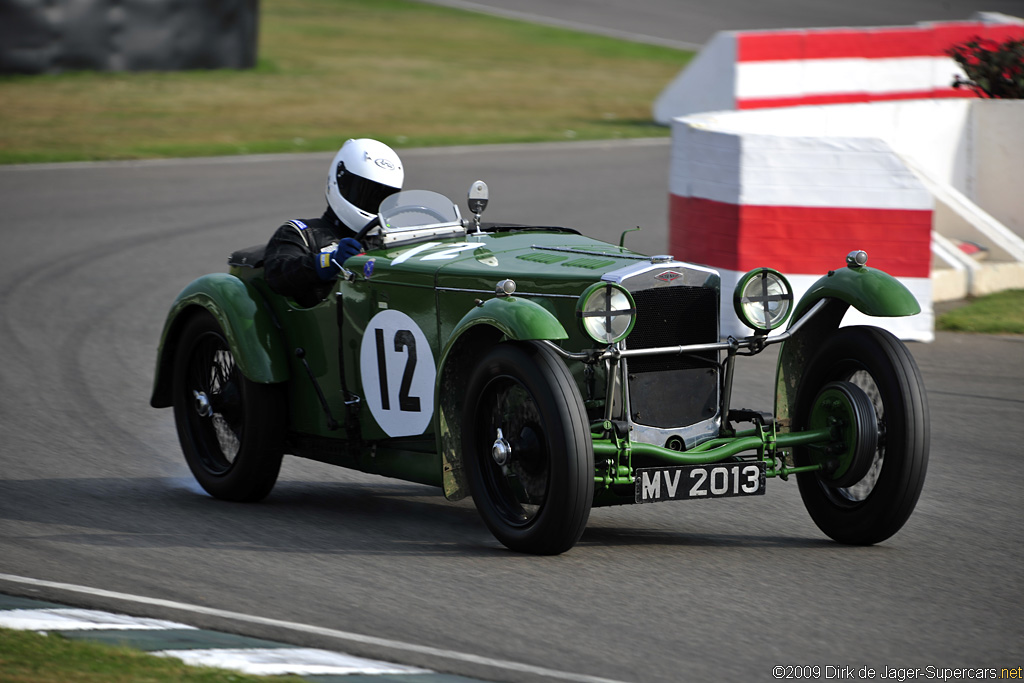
462;342;594;555
793;326;929;544
172;310;285;502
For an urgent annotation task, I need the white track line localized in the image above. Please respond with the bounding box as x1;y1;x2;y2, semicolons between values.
0;608;196;631
153;648;430;677
0;573;628;683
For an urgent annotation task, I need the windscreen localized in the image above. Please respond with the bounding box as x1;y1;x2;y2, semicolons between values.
378;190;460;231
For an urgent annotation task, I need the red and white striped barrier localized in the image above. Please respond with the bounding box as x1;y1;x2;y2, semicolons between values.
669;111;936;341
661;14;1024;342
654;16;1024;123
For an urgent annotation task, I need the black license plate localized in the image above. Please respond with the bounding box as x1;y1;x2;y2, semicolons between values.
635;462;766;503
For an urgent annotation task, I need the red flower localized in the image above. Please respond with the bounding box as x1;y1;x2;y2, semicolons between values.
946;36;1024;99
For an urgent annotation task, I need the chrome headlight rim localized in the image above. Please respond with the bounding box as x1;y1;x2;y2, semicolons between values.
733;268;793;332
576;282;637;345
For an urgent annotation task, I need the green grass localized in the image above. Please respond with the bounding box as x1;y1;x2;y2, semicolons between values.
0;0;690;164
0;628;306;683
936;289;1024;334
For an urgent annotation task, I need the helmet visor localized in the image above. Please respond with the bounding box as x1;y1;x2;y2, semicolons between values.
338;168;400;215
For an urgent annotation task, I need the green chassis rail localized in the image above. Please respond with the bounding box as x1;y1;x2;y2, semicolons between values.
590;420;832;489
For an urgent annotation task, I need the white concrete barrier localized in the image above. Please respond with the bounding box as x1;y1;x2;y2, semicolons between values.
669;99;1024;342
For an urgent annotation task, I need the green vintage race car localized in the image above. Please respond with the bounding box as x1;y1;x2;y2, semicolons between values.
151;183;929;555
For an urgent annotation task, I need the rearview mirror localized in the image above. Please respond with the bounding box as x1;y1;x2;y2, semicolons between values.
468;180;488;217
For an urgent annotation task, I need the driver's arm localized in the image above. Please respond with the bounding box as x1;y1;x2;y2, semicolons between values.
264;223;321;300
264;223;362;306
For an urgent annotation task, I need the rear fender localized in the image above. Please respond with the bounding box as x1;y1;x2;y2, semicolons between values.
434;296;569;501
775;265;921;431
150;273;289;408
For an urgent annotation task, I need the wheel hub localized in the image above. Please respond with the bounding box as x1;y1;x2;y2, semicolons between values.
491;428;512;466
193;390;213;418
808;381;878;488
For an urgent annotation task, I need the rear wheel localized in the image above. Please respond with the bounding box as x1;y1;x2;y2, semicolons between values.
462;342;593;555
172;310;285;502
793;326;929;544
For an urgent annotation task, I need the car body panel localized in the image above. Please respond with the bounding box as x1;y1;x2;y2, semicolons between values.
333;231;649;443
150;273;289;408
792;265;921;321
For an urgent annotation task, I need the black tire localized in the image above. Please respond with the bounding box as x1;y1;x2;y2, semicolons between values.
462;342;593;555
172;310;285;502
793;326;929;544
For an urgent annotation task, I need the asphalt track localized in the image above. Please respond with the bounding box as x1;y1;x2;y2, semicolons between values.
2;140;1023;682
2;3;1024;682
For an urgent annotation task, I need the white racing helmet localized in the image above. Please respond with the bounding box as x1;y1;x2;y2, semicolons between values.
326;139;404;229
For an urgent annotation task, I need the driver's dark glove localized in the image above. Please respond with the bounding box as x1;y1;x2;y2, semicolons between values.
336;237;362;264
315;238;363;280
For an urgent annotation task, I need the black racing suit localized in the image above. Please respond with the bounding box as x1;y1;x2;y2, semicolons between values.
264;208;356;308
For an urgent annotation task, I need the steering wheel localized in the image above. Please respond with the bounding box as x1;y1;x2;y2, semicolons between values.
355;215;380;243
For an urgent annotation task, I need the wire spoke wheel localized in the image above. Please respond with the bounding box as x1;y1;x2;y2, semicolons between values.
172;310;285;502
463;342;593;555
186;335;243;472
794;326;929;544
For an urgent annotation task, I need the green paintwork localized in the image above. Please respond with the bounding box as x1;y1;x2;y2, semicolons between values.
261;287;344;437
212;227;639;488
445;296;569;345
592;427;830;483
792;265;921;321
150;273;289;408
805;385;861;482
432;295;569;500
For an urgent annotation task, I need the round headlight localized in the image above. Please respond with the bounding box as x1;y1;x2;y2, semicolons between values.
577;282;636;344
734;268;793;332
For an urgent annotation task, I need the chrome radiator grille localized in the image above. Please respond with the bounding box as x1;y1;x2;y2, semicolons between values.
626;286;718;372
624;284;720;432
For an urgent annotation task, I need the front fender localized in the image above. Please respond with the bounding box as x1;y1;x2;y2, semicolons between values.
446;295;570;345
792;265;921;322
150;273;290;408
775;265;920;431
434;296;569;501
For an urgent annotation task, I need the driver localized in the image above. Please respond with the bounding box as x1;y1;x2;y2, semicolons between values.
264;138;404;307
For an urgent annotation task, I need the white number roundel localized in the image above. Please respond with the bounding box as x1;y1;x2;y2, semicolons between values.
359;310;436;437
